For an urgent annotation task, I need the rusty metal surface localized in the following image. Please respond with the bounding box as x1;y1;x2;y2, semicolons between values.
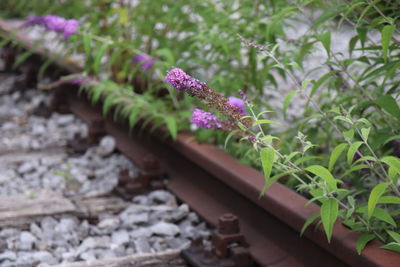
1;18;400;267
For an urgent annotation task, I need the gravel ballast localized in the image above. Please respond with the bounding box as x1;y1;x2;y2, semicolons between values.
0;73;211;266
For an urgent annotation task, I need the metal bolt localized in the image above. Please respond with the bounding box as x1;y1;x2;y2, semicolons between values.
218;213;239;235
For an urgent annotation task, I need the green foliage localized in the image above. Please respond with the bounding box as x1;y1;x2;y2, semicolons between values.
320;198;338;243
356;233;375;255
2;0;400;255
260;147;275;193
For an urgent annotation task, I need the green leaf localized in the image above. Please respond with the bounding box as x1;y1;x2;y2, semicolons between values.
329;143;348;171
317;32;331;57
376;95;400;120
224;130;239;150
387;230;400;243
343;128;355;140
378;196;400;204
341;164;369;178
128;105;142;130
306;165;337;191
253;119;280;126
381;156;400;174
164;116;177;140
381;25;395;62
310;70;339;98
283;90;300;119
83;34;91;59
380;242;400;253
360;127;371;142
93;43;109;74
102;94;115;116
356;233;375;255
300;212;320;236
155;48;175;65
260;147;275;191
372;207;396;227
367;182;390;219
320;198;338;243
347;141;363;166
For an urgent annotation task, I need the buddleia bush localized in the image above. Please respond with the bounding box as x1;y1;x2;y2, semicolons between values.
1;0;400;254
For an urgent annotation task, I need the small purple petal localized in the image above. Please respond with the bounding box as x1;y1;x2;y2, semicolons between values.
21;15;44;27
63;19;79;38
190;109;222;129
228;96;246;115
43;15;66;32
132;54;154;71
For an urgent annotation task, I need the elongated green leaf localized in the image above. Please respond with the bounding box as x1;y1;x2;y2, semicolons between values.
260;170;298;198
376;95;400;120
387;230;400;243
253;119;280;126
329;143;348;171
356;233;375;255
381;25;395;62
283;90;300;119
320;198;338;243
164;116;177;140
224;130;239;150
306;165;337;191
372;207;396;227
102;94;115;116
380;242;400;253
381;156;400;174
360;127;371;142
347;141;363;166
93;43;109;74
367;183;389;219
341;164;369;178
128;105;142;130
260;147;275;191
83;34;91;59
378;196;400;204
300;212;320;236
317;32;331;57
310;71;340;99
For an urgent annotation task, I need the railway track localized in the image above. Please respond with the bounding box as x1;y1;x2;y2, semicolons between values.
1;19;400;266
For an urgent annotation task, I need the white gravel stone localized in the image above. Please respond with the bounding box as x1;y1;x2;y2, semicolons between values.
19;231;37;250
133;237;152;253
111;230;130;246
148;190;176;204
97;136;116;156
151;222;180;236
0;251;17;261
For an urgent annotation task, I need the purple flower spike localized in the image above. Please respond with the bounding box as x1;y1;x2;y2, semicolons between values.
21;15;45;27
165;68;204;95
228;96;246;115
132;54;155;71
22;15;78;39
63;19;79;38
190;109;222;129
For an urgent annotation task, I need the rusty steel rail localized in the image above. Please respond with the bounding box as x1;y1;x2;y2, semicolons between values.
1;19;400;266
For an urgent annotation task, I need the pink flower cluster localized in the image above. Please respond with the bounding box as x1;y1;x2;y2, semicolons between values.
132;55;154;71
190;109;222;129
165;68;205;95
23;15;79;39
